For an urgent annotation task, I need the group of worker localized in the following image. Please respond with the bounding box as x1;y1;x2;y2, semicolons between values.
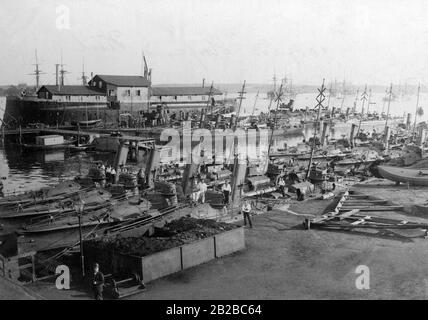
190;178;208;205
96;164;118;184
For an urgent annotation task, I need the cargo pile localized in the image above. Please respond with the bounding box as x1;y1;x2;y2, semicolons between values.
88;217;237;257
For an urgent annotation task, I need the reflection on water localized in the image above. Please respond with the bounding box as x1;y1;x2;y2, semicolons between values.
0;142;114;196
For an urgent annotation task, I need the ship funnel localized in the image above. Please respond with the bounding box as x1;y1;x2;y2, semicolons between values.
55;64;60;88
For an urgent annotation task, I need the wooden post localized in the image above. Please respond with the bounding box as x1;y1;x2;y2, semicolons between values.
31;255;36;282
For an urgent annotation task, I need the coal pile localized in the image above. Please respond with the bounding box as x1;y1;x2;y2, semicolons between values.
163;217;237;242
89;217;238;257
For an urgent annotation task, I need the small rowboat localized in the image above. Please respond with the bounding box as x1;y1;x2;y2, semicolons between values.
378;165;428;186
73;119;102;128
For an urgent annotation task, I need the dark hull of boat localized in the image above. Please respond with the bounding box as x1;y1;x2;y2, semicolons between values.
378;165;428;186
21;141;76;151
19;219;115;234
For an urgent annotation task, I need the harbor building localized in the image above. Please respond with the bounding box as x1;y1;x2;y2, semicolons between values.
88;75;151;113
150;86;223;112
37;85;106;103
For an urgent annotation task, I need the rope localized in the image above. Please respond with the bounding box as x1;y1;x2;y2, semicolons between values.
37;216;106;267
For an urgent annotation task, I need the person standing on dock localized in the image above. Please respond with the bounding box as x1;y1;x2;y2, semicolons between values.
137;169;146;189
198;179;208;204
92;263;105;300
222;181;231;205
105;165;112;182
277;177;286;197
110;167;117;184
189;177;199;205
241;200;253;228
92;263;104;300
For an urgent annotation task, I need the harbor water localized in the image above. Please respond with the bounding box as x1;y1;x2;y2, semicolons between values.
0;91;422;196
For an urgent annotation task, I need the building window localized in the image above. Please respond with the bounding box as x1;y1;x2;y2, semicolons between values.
108;89;115;96
92;82;96;87
126;90;131;96
202;95;206;100
174;96;177;100
136;90;141;96
188;96;192;100
99;81;103;89
159;96;162;101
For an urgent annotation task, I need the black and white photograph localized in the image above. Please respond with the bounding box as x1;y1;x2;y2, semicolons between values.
1;0;428;305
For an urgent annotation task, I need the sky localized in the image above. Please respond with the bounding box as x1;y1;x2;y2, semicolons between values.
1;0;428;86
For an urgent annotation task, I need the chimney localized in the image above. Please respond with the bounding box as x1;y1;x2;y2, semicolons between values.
202;78;205;88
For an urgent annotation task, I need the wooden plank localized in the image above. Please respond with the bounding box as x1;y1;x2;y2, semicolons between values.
345;200;388;204
339;209;360;220
339;206;403;212
339;206;404;211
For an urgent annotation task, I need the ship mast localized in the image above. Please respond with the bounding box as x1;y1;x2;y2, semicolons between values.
59;51;69;87
367;88;372;114
327;82;332;109
29;50;45;91
413;83;421;134
81;57;88;86
353;88;359;113
384;83;393;132
205;81;214;115
267;84;283;157
267;74;276;114
251;90;259;117
228;81;246;162
360;84;368;115
306;79;326;179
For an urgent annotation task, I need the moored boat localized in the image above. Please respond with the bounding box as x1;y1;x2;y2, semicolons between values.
72;119;102;128
21;135;76;151
378;165;428;186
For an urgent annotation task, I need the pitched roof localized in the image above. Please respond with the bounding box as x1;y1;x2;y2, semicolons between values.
38;85;105;96
151;86;223;96
94;75;151;87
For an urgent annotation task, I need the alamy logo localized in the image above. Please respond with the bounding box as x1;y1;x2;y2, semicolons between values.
55;5;70;30
160;124;269;168
355;265;370;290
55;265;70;290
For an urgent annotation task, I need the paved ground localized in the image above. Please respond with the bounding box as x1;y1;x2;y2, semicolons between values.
0;276;39;300
18;184;428;300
